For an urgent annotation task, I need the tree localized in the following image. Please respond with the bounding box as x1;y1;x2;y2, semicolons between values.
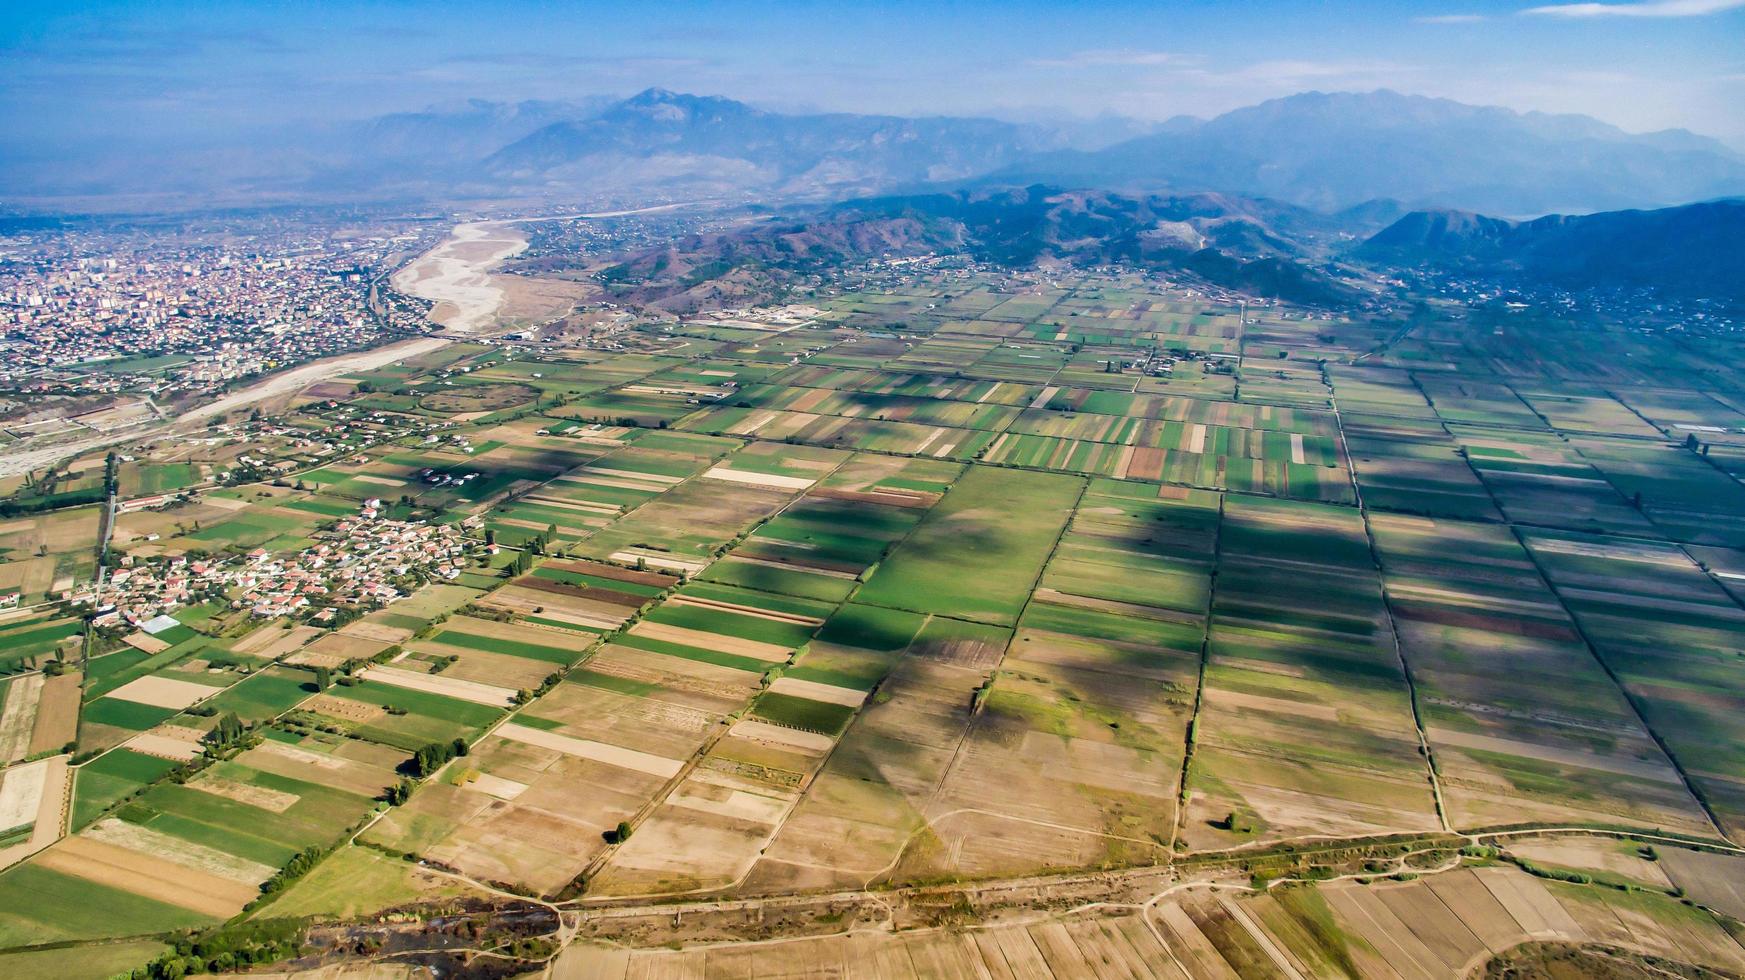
484;528;496;547
313;666;330;690
204;712;245;749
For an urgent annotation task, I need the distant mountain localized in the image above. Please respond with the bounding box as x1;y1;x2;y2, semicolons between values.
593;185;1354;310
1358;198;1745;299
13;86;1743;220
483;88;1063;197
996;90;1745;217
356;98;617;164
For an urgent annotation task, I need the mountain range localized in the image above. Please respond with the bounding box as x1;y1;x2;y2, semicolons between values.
482;89;1062;198
580;185;1745;311
6;88;1743;220
477;89;1745;216
993;90;1745;217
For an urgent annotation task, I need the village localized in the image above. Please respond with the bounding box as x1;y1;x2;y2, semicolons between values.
66;504;476;629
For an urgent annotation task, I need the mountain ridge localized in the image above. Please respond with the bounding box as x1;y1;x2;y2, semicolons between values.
989;89;1745;217
483;88;1064;198
585;185;1357;311
1358;198;1745;299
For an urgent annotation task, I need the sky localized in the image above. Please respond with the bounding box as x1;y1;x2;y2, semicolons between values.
3;0;1744;152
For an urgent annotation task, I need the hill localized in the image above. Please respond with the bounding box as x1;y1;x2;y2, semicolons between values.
1358;198;1745;299
591;186;1355;310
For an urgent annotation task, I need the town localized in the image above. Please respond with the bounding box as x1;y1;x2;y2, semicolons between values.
68;506;475;629
0;217;440;420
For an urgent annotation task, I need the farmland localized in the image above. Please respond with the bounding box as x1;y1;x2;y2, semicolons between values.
1;267;1744;977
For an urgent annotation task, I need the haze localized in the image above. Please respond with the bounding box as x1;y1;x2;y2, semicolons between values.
5;0;1744;167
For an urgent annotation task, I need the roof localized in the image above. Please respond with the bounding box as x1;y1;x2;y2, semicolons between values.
141;613;182;635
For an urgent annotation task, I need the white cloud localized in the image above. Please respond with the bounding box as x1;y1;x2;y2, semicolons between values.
1415;13;1488;23
1523;0;1745;18
1185;59;1417;86
1031;49;1183;69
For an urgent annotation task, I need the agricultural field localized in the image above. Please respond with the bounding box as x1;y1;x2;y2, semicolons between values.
1183;495;1441;847
4;268;1745;976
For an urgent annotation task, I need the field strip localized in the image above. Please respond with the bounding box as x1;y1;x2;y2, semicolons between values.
735;410;780;436
1204;687;1340;723
1221;894;1310;979
27;673;78;756
716;555;861;581
499;517;597;536
359;665;518;707
245;741;394;797
556;473;671;492
1528;537;1690;565
581;466;686;485
122;731;203;762
1426;726;1684;783
767;677;867;707
522;494;623;515
1189;424;1208;454
702;467;817;491
341;621;415;643
668;782;791;824
727;719;835;754
1556;586;1745;621
1290;433;1306;465
37;835;256;917
1029;386;1060;410
200;495;254;511
104;675;219;709
0;757;50;829
1386;583;1567;617
192;774;299;813
629;621;792;662
487;594;626;631
349;474;407;487
1032;588;1204;625
467;772;529;800
610;550;709;574
623;383;720;397
0;756;68;870
0;673;43;762
666;594;824;626
496;722;683;778
85;816;275;884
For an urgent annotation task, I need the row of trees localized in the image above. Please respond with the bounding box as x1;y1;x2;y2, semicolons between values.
411;737;470;777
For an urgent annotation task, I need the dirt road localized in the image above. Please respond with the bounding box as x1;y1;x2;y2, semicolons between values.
0;336;452;478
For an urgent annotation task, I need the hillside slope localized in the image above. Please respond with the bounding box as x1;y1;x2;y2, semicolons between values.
1358;199;1745;299
593;186;1355;310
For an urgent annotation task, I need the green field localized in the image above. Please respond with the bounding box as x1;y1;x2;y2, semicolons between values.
852;466;1082;625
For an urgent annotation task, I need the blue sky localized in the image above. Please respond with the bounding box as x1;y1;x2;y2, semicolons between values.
4;0;1743;149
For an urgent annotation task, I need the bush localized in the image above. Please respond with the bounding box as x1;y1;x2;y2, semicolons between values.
130;919;307;978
